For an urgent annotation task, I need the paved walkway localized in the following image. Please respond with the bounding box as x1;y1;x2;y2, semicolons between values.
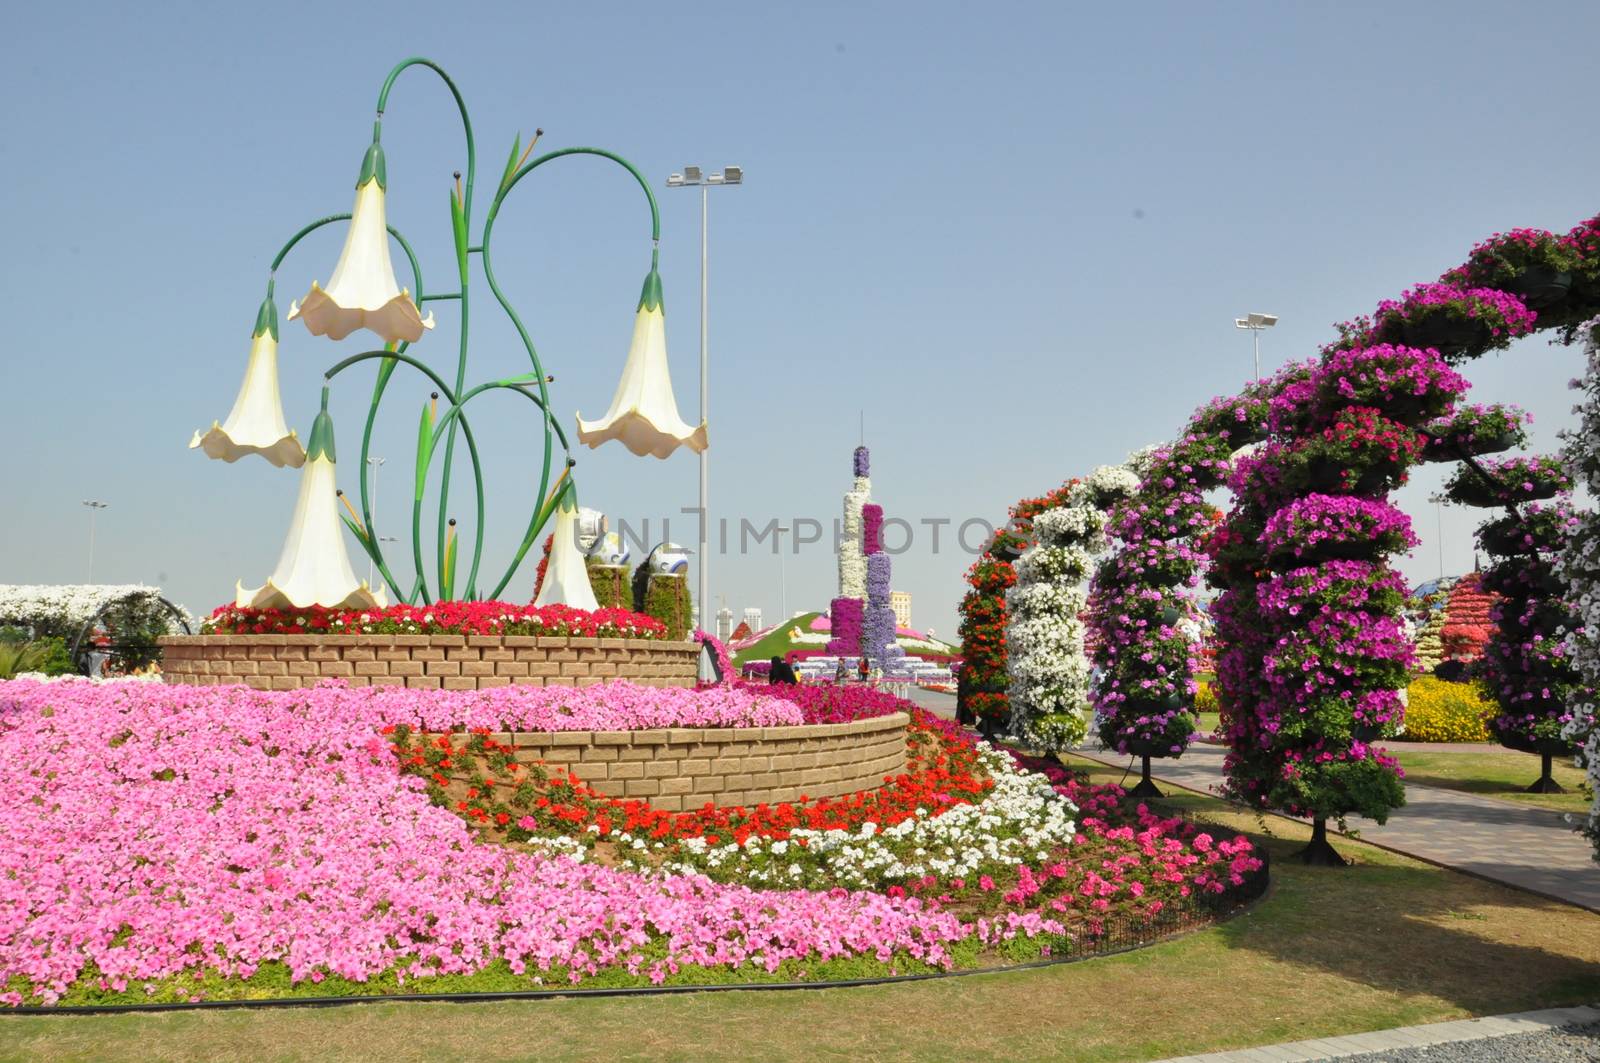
1075;742;1600;912
907;689;1597;909
1154;1003;1600;1062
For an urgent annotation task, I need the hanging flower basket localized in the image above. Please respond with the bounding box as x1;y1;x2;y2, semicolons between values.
1445;455;1572;508
1294;539;1388;564
1297;457;1400;496
1422;429;1520;462
1497;730;1575;758
1400;314;1480;354
1479;504;1576;557
1121;736;1183;759
1505;265;1572;309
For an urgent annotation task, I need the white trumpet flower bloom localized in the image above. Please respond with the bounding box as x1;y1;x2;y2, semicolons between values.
288;144;433;346
533;497;600;610
236;409;387;610
190;296;306;467
577;269;707;459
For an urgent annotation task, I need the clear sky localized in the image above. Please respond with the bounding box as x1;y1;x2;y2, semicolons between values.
4;1;1599;638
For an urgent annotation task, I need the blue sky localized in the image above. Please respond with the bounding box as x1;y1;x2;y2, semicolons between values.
4;1;1599;638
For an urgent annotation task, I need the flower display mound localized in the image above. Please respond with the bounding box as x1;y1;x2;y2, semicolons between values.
203;600;667;639
395;696;1263;905
0;677;1264;1006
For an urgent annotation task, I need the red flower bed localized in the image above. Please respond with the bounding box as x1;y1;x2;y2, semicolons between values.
387;707;992;847
384;698;1266;933
204;600;667;639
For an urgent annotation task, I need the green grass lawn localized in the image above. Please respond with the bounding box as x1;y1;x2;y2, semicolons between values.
5;761;1597;1063
1391;749;1593;814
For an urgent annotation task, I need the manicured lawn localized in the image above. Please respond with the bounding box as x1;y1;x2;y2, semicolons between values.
5;761;1597;1063
1391;749;1593;814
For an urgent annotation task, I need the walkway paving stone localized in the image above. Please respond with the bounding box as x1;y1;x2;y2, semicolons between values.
1152;1004;1600;1062
1074;743;1600;912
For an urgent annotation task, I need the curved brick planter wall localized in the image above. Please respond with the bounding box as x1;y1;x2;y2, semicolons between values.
157;634;700;690
474;712;909;811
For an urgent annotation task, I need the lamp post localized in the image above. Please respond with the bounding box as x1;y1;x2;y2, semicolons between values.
81;500;108;583
774;524;790;623
666;164;742;636
1428;492;1448;580
1234;312;1279;380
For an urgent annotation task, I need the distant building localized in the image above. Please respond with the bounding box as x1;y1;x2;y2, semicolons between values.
890;591;912;628
743;607;763;632
715;606;733;642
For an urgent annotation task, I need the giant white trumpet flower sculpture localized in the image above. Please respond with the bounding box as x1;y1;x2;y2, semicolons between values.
190;297;306;468
236;409;387;610
532;496;600;610
577;269;707;459
289;144;434;346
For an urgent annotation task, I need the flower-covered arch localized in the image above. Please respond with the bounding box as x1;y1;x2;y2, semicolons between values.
1209;215;1600;862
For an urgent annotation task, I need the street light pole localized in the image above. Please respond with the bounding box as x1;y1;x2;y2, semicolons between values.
81;500;108;583
1234;312;1279;381
774;524;789;622
667;164;742;636
1428;492;1447;580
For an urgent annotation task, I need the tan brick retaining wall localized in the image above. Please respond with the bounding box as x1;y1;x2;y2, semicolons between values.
476;712;910;811
157;634;700;690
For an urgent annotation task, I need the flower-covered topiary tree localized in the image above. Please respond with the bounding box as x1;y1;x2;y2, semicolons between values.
956;481;1077;729
1088;393;1270;795
1559;316;1600;859
1217;345;1467;864
1006;465;1138;751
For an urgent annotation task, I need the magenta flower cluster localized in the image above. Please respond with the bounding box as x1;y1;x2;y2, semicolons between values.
826;597;864;657
1260;495;1418;561
1320;343;1470;418
862;504;884;554
1375;282;1538;334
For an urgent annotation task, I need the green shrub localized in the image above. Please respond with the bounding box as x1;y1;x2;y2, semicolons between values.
586;561;629;611
0;641;50;679
642;574;691;640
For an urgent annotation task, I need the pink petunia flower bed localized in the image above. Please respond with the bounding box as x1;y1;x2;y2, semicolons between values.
0;678;962;1005
0;677;1263;1006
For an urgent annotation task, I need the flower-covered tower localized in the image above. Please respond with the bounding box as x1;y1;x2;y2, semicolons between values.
826;446;872;658
861;501;903;668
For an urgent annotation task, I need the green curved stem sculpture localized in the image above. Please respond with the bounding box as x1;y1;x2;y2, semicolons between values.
263;56;658;604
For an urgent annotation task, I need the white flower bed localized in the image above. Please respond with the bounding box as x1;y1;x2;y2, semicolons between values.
1558;316;1600;862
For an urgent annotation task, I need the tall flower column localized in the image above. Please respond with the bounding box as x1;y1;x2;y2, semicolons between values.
1454;456;1585;791
1090;394;1267;795
827;446;872;658
1559;316;1600;860
1220;346;1466;864
860;503;900;669
1006;465;1137;752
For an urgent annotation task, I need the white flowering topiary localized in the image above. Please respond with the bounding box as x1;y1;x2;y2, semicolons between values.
0;585;190;641
1558;317;1600;861
1004;463;1136;751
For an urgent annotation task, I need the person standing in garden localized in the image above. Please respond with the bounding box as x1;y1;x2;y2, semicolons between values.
767;654;798;685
